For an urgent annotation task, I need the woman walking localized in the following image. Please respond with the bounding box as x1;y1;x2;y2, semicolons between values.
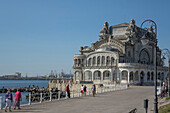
13;89;22;110
4;89;13;112
83;85;87;96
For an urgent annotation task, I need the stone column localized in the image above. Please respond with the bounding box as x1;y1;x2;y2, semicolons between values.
110;69;113;82
119;71;122;83
127;71;130;83
92;71;94;81
101;71;103;81
139;71;141;83
73;71;76;83
80;71;83;81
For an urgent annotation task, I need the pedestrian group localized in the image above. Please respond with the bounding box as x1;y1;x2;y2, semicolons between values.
4;89;22;112
66;84;96;98
161;80;168;98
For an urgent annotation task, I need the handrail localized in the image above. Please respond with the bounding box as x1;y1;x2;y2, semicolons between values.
0;84;128;109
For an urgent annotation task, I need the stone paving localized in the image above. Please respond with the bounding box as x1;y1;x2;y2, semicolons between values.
1;86;155;113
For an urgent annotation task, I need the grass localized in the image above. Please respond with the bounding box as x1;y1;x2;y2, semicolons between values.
166;97;170;101
159;104;170;113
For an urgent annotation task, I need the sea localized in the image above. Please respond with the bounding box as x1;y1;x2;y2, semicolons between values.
0;80;49;107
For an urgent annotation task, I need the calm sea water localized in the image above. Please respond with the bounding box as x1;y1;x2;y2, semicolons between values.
0;80;49;107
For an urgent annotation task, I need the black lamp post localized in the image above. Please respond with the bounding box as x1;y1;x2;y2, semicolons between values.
140;19;158;113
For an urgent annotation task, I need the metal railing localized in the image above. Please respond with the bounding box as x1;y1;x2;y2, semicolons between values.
0;84;128;109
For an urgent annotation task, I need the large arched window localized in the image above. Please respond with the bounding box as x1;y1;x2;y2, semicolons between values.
122;70;128;80
84;71;92;81
97;56;100;66
93;71;101;80
103;70;110;80
139;49;150;64
88;58;92;66
101;56;105;65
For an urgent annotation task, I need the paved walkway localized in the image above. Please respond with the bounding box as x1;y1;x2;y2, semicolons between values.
1;86;155;113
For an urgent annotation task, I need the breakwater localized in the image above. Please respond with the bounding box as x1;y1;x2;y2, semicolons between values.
0;80;50;107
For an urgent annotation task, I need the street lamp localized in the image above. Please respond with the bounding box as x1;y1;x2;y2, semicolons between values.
162;48;170;97
140;19;158;113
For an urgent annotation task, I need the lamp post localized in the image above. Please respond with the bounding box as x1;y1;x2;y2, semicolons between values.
162;48;170;97
140;19;158;113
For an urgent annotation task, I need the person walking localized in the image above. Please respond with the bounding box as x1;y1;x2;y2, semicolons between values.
66;84;70;98
83;85;87;96
81;85;84;96
92;84;96;97
4;89;13;112
13;89;22;110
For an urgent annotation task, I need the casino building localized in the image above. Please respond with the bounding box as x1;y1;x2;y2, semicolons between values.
73;19;168;85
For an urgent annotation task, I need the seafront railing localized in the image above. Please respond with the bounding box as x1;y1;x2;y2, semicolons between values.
0;84;128;109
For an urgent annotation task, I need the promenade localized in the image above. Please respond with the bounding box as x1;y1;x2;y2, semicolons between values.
1;86;155;113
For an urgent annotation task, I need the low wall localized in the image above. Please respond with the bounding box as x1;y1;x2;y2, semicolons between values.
48;80;128;92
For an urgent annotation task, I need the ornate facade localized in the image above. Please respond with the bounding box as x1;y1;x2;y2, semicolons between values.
73;19;168;85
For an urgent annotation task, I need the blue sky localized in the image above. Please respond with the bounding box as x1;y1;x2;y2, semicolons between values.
0;0;170;76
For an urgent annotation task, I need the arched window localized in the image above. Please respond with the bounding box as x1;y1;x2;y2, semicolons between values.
147;72;150;81
130;72;133;81
139;49;150;64
101;56;105;65
93;71;101;80
151;72;154;81
111;57;115;66
103;71;110;80
158;72;161;80
140;71;145;82
106;56;110;66
97;56;100;66
135;71;139;81
74;59;77;65
93;57;96;66
84;71;92;81
78;59;81;66
88;58;92;66
161;72;164;81
122;70;128;80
